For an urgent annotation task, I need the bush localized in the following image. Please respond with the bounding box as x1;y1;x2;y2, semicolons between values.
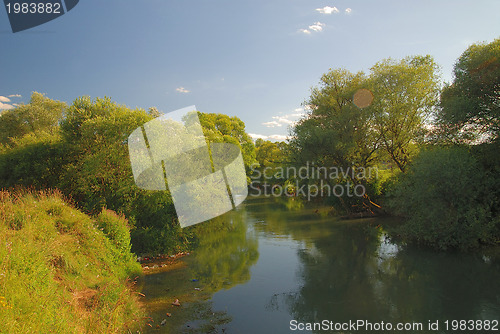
0;132;68;189
388;146;499;250
96;209;132;255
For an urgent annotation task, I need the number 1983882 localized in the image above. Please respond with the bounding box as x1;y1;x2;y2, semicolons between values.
5;2;62;14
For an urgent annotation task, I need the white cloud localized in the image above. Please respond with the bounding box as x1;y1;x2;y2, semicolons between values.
0;102;14;110
248;133;289;142
8;94;21;98
0;96;11;103
249;133;268;140
345;8;352;14
263;108;308;128
316;6;339;14
299;22;325;35
263;121;282;128
309;22;325;32
268;134;288;141
175;87;190;93
272;116;294;125
257;108;307;143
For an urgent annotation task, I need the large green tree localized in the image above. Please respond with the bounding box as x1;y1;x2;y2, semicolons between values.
0;92;66;146
290;69;378;169
368;55;441;172
1;94;261;254
288;69;382;214
255;139;287;168
198;112;257;174
438;38;500;143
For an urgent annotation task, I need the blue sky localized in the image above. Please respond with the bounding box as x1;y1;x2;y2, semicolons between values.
1;0;499;141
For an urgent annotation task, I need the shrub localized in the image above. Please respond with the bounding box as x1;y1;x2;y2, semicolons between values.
96;209;132;255
388;146;499;250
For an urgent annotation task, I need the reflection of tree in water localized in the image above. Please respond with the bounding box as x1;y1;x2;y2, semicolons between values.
267;222;384;324
140;211;259;333
260;203;500;328
189;211;259;293
369;242;500;322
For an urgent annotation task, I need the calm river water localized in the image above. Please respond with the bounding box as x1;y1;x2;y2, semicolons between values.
140;196;500;333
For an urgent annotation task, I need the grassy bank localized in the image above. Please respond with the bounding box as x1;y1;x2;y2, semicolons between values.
0;190;145;333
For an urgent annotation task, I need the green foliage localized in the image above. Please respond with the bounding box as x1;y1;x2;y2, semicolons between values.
252;139;288;184
0;92;66;146
129;191;193;255
381;44;500;251
288;69;384;213
0;131;68;189
0;190;143;333
96;209;133;255
388;146;499;250
291;69;377;168
57;97;196;254
198;112;257;173
291;57;440;176
438;38;500;143
0;94;260;255
368;55;441;172
255;139;287;167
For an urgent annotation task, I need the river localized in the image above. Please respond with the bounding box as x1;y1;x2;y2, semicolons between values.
140;196;500;333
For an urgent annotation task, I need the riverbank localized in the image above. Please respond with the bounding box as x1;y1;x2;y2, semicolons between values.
138;252;190;273
138;249;234;333
0;190;145;333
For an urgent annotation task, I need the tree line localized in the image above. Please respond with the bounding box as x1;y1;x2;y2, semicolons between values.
0;95;257;254
253;38;500;250
1;38;498;252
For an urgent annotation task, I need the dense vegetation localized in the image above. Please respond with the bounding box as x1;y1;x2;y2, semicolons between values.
0;190;143;333
250;39;500;250
0;95;256;255
0;96;258;331
0;39;498;272
284;38;500;250
0;36;498;334
388;38;500;250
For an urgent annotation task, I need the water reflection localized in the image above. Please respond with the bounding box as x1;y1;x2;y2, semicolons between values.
248;197;500;333
189;211;259;292
143;196;500;333
140;210;259;333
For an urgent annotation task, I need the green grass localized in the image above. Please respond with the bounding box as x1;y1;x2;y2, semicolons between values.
0;189;145;333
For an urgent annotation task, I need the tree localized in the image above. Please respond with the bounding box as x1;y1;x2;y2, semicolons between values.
438;38;500;143
368;55;441;172
198;112;257;172
288;69;382;214
59;96;155;212
0;131;68;189
147;106;161;118
290;69;379;169
255;139;286;168
0;92;66;145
